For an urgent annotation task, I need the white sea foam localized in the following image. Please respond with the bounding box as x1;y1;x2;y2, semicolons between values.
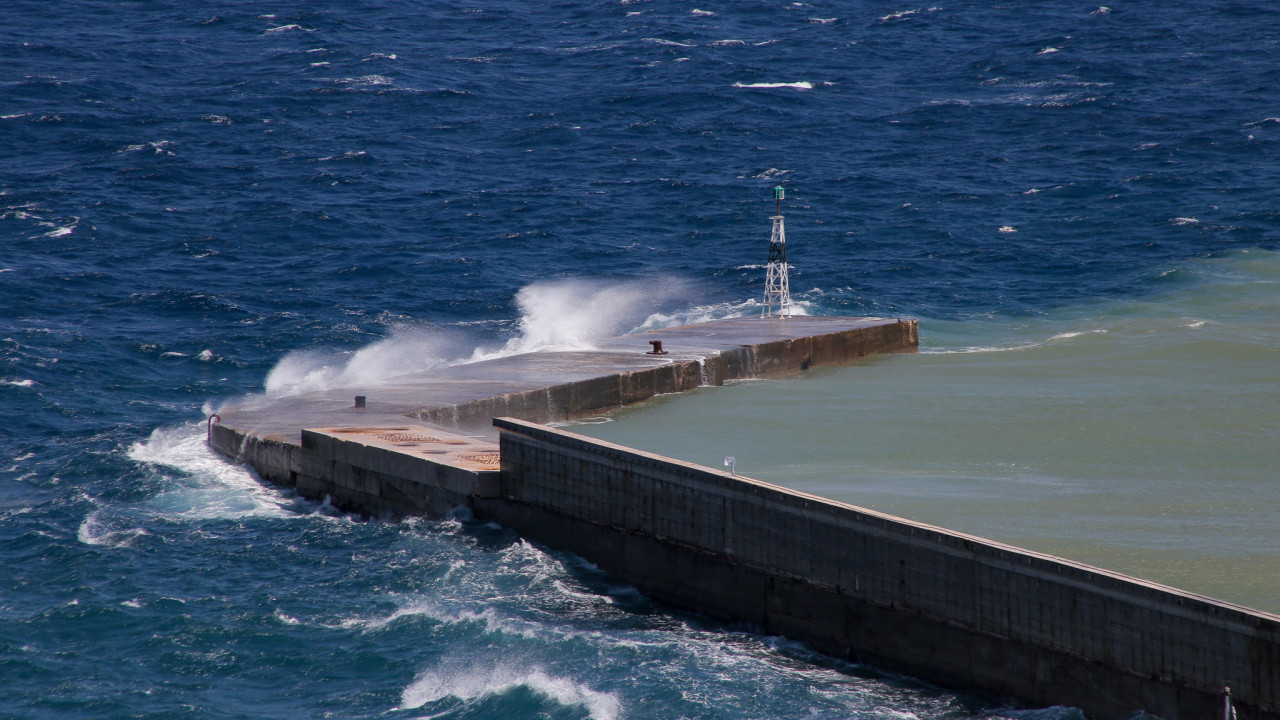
732;81;814;90
122;140;175;155
351;599;546;639
77;510;149;548
879;9;918;21
920;342;1040;355
1172;217;1199;225
5;378;35;387
335;75;392;86
127;423;293;519
401;662;621;720
691;8;715;16
647;38;696;48
265;23;311;33
1036;47;1061;55
1046;329;1107;341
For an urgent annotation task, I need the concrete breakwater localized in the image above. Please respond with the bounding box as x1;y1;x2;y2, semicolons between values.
207;316;1278;720
208;316;918;494
489;419;1279;720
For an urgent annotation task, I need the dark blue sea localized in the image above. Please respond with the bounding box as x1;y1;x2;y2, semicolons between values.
4;2;1279;718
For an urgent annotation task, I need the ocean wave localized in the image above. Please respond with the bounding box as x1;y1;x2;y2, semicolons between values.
400;661;621;720
127;423;294;519
77;510;149;548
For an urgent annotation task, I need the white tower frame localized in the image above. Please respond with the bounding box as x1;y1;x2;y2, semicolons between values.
761;186;794;318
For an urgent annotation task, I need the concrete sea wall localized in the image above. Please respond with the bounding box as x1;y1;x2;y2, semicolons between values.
484;418;1280;720
407;318;919;429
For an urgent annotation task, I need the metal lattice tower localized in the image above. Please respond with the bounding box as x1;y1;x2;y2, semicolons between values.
761;186;793;318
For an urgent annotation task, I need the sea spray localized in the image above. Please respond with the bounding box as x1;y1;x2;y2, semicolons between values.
262;278;706;396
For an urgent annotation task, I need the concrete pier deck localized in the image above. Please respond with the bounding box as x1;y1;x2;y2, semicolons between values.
211;316;917;444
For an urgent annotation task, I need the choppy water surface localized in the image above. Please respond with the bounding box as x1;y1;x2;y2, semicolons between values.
4;0;1279;718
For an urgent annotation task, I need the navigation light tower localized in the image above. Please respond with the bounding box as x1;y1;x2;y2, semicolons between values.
761;186;794;318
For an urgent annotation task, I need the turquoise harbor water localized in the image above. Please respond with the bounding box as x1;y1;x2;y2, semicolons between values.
4;1;1280;718
574;250;1280;614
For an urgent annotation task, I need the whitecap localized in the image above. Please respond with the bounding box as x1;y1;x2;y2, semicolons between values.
160;351;188;358
345;596;543;639
691;8;715;16
1046;329;1107;341
77;510;149;548
4;378;35;387
265;24;311;33
335;75;392;86
921;342;1040;355
879;9;918;21
709;39;747;46
273;609;301;625
401;662;621;720
808;17;837;24
196;349;214;361
647;38;696;48
1092;6;1111;14
1036;47;1062;55
732;81;814;90
1172;217;1199;225
998;225;1017;233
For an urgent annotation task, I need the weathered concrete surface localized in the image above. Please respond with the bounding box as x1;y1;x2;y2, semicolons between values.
488;418;1280;720
208;421;500;518
209;316;917;463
